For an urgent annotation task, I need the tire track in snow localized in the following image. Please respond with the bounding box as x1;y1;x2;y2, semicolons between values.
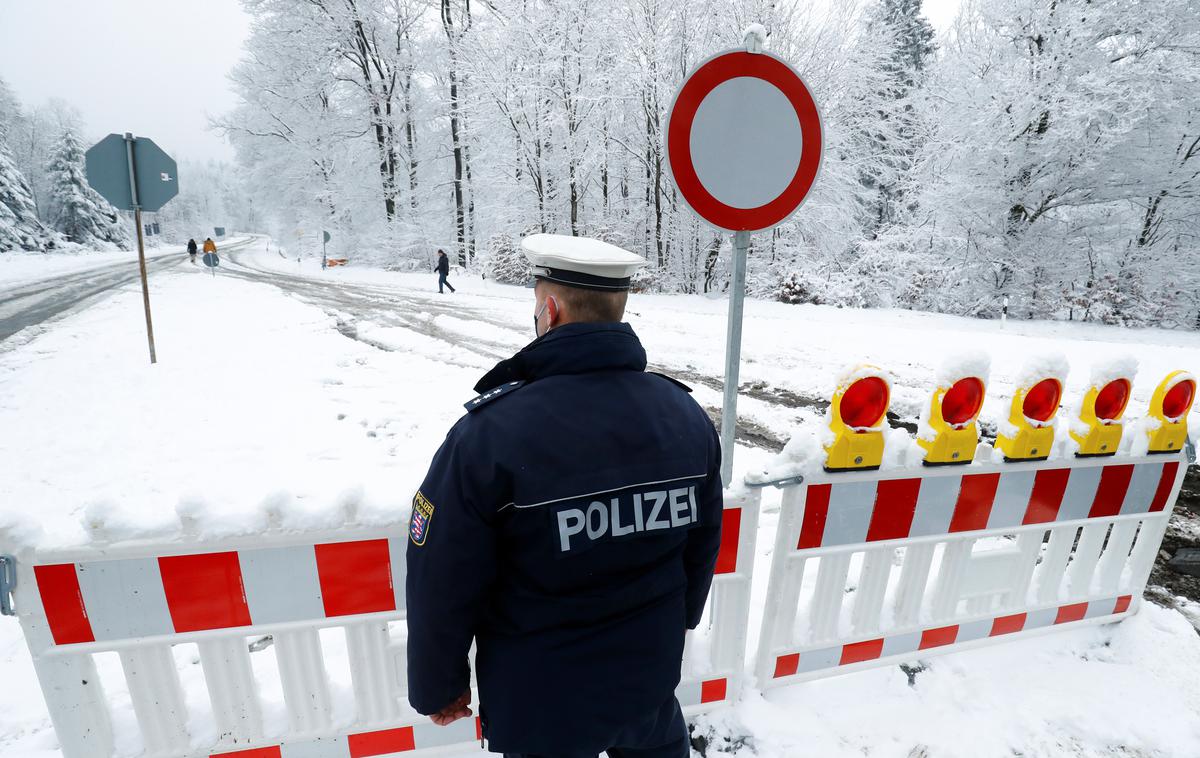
223;249;807;450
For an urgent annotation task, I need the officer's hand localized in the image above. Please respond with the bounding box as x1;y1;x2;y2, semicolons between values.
430;688;472;726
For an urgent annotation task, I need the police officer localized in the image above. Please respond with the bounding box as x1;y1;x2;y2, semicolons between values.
407;233;723;758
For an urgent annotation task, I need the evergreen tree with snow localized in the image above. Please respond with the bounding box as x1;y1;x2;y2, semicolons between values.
859;0;936;238
482;233;531;284
45;129;131;249
0;77;22;142
0;131;53;252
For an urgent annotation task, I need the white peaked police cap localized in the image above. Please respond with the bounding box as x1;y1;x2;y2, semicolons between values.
522;233;647;291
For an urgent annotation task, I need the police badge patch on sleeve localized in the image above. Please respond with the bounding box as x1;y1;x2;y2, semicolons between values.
410;491;435;546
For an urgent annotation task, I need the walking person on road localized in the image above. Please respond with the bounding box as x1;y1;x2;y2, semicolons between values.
187;238;198;262
434;249;456;294
203;237;217;255
407;233;723;758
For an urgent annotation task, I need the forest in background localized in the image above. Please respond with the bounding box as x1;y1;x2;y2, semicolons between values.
0;84;254;252
2;0;1199;329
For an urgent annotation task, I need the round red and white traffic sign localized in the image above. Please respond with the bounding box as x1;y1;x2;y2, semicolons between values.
665;50;822;233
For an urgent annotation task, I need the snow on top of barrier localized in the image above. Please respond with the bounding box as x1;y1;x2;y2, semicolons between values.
918;351;992;442
834;362;893;392
0;511;43;555
1125;416;1161;457
936;349;991;386
1088;355;1139;387
1065;356;1139;443
1015;352;1070;389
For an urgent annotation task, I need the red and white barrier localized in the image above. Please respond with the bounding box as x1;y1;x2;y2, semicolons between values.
755;452;1188;688
8;488;761;758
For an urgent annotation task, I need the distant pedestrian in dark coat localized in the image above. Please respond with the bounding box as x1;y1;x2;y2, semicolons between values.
435;249;456;294
187;239;198;262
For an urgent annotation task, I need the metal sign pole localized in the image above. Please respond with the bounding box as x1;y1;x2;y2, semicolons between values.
720;230;751;485
125;133;157;364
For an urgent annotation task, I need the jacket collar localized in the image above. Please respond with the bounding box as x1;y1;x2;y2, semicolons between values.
473;322;647;393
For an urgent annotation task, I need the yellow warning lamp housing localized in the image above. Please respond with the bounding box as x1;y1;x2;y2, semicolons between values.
1071;377;1133;457
919;377;986;465
995;377;1062;462
1145;371;1195;454
824;368;891;472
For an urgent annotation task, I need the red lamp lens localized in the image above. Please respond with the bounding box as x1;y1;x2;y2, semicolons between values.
1093;379;1131;421
1022;378;1061;423
1163;379;1195;420
840;376;889;428
941;377;984;427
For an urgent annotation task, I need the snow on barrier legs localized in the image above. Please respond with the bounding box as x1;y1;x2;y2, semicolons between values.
755;452;1188;688
5;486;760;758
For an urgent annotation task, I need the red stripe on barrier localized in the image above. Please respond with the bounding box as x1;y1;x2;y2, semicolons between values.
1149;462;1180;512
348;726;416;756
990;613;1026;636
919;625;959;650
1023;468;1071;525
1055;602;1088;624
159;552;251;633
33;564;95;645
1088;464;1134;518
700;678;728;703
773;653;800;678
949;473;1000;532
1114;595;1133;614
475;716;483;741
315;539;396;617
798;484;831;549
714;508;741;574
210;747;281;758
840;638;884;665
866;478;921;542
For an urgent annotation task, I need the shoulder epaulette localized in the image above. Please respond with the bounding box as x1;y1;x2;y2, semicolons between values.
648;372;693;393
465;380;527;412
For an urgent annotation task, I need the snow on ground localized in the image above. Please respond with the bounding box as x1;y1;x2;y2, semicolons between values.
696;601;1200;757
0;238;227;289
2;237;1200;756
254;242;1200;448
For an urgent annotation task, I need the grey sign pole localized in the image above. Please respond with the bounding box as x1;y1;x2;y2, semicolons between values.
85;133;179;365
125;132;157;364
720;230;750;485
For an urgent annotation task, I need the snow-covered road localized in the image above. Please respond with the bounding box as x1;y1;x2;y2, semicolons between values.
220;244;807;450
0;238;253;347
0;252;183;345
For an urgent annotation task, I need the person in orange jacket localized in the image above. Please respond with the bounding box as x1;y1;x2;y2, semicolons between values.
203;238;217;254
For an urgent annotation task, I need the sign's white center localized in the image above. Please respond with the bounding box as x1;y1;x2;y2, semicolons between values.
689;77;803;209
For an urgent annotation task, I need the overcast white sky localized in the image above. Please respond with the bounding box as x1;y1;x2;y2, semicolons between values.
0;0;250;162
0;0;961;165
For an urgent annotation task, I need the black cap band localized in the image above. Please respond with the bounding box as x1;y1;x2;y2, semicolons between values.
534;267;632;291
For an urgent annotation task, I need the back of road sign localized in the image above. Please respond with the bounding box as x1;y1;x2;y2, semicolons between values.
84;134;178;212
203;253;219;268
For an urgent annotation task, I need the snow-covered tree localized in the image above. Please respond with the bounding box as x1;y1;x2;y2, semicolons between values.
481;233;531;285
216;0;1200;329
0;131;53;252
45;128;131;249
857;0;935;238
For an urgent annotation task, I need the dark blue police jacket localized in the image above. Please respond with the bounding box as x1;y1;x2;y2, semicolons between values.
406;321;723;755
